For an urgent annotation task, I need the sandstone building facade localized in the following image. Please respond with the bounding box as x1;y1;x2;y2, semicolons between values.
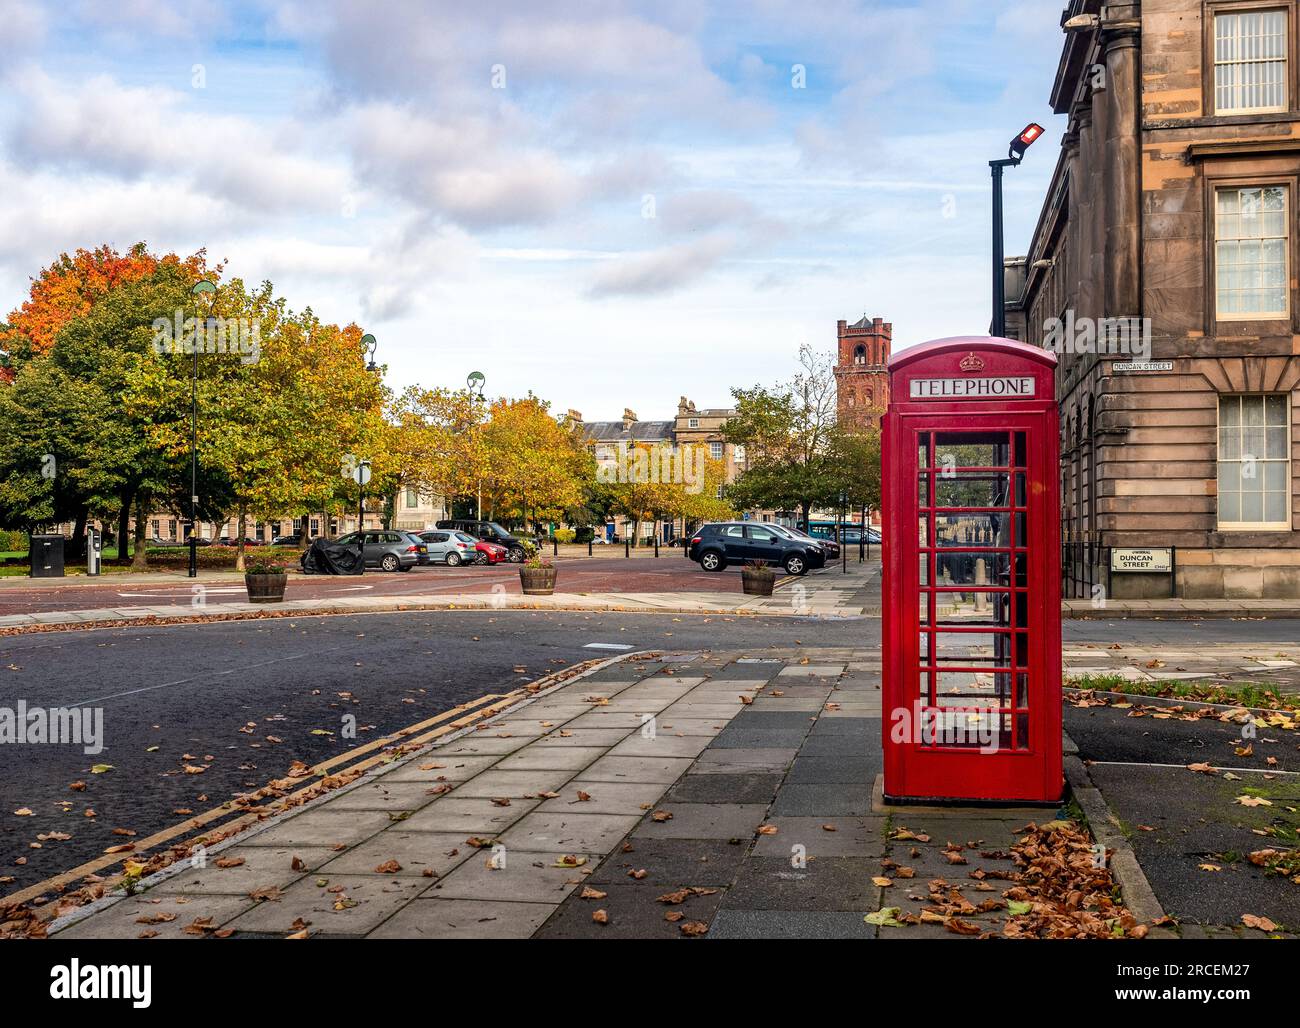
1011;0;1300;598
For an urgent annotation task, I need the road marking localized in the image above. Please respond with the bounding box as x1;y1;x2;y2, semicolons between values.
116;589;246;597
1085;760;1300;776
583;643;634;651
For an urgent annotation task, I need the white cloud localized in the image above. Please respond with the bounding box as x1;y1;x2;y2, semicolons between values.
6;72;350;215
588;234;737;297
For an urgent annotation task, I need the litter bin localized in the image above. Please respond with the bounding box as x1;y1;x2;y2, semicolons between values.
87;527;102;576
29;534;66;578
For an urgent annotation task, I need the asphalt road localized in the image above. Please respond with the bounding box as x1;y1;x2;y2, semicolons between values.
1066;704;1300;930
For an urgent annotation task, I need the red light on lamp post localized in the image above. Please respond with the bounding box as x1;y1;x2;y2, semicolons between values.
1010;122;1045;162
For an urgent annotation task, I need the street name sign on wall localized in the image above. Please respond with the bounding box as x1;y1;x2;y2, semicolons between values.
1110;547;1172;573
1112;360;1173;372
908;377;1036;399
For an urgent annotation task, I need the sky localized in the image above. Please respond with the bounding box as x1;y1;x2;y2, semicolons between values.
0;0;1067;420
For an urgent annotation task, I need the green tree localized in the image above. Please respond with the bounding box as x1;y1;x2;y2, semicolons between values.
723;344;841;527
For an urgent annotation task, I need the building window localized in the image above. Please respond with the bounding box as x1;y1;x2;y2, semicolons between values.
715;485;724;499
1218;394;1291;529
688;418;699;428
854;344;866;365
1215;185;1289;319
734;444;746;462
710;441;724;460
1214;10;1287;114
405;486;418;509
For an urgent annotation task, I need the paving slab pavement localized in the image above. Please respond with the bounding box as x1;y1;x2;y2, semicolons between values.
46;640;1300;940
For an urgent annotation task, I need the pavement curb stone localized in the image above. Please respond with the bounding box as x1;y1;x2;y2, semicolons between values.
1063;752;1176;939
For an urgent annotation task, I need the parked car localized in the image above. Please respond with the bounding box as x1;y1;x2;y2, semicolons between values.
435;520;531;562
664;537;689;547
590;535;612;545
417;530;478;567
335;530;423;571
775;524;835;564
687;521;820;576
271;534;309;547
216;536;260;547
472;539;508;565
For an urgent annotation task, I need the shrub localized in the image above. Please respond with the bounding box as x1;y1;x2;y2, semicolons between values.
0;530;30;552
554;528;576;544
245;556;289;575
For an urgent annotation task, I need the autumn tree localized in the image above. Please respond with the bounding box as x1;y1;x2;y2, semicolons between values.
125;280;391;569
0;243;207;369
475;396;590;530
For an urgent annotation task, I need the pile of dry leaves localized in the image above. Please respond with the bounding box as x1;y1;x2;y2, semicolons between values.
870;821;1150;939
1001;820;1147;939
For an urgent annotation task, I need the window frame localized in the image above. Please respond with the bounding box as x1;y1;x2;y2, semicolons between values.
1210;4;1292;116
1216;392;1293;531
1206;175;1296;326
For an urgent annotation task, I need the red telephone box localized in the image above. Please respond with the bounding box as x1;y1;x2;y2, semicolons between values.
881;336;1062;805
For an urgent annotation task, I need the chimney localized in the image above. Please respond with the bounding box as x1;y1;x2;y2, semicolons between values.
566;409;583;425
622;408;637;431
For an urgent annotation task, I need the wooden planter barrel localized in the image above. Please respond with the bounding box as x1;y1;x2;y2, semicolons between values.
245;572;288;604
741;567;776;597
519;566;557;596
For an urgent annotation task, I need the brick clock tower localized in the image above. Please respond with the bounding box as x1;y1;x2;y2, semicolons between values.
834;315;892;430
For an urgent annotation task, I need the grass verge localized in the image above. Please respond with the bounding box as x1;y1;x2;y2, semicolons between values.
1064;673;1299;711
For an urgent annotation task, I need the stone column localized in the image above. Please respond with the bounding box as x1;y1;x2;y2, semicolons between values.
1065;108;1088;334
1088;80;1108;326
1103;24;1142;320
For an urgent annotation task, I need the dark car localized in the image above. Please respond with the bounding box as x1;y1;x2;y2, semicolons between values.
687;521;820;576
271;534;309;547
435;520;531;563
776;525;835;563
334;530;425;571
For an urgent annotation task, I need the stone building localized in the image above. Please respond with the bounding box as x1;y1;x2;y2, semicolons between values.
834;315;893;430
1010;0;1300;599
571;401;758;541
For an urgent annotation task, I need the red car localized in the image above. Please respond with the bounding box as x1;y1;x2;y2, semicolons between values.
474;540;508;565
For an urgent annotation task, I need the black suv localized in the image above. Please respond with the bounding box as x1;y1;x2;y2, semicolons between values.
436;519;531;562
688;521;821;576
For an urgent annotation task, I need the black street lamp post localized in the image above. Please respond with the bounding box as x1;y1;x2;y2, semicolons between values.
990;123;1044;338
356;334;378;564
189;280;217;578
467;371;486;520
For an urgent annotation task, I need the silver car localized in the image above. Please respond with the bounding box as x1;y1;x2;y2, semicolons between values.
417;530;478;566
